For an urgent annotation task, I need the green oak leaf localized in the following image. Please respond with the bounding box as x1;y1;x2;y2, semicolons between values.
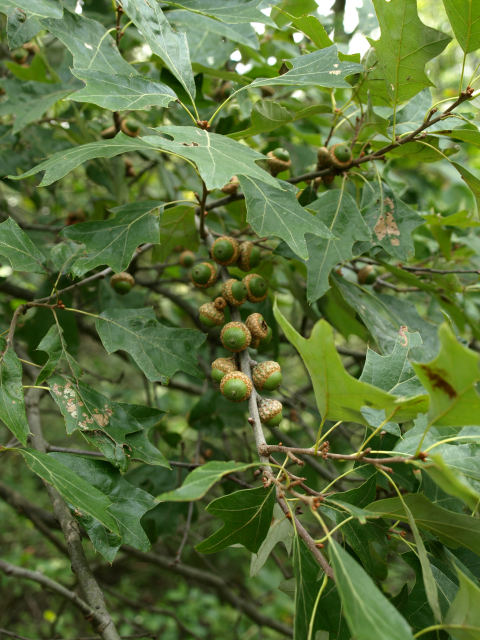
359;181;425;261
60;200;162;277
145;126;280;191
41;9;134;75
330;539;416;640
196;486;275;554
36;325;82;385
69;70;177;111
273;301;429;425
238;176;334;261
360;326;425;396
7;9;42;49
162;0;276;26
0;79;76;134
116;403;169;468
228;100;293;140
0;218;47;274
153;205;199;262
388;89;446;136
445;568;480;639
250;504;293;577
16;448;119;533
422;209;480;229
50;240;86;277
367;0;451;105
424;453;480;513
8;133;160;186
95;308;206;383
157;461;258;502
0;337;29;446
357;48;393;107
442;0;480;54
0;0;62;20
413;323;480;428
362;90;390;138
305;188;371;302
117;0;195;103
50;453;157;556
452;162;480;215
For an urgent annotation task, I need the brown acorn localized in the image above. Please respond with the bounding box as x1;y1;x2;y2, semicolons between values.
220;371;253;402
252;361;282;391
267;148;291;176
121;118;141;138
258;399;283;427
245;313;269;340
237;241;261;272
222;279;248;307
179;250;195;268
358;265;377;285
214;297;227;310
211;236;240;266
221;176;239;195
199;302;225;328
329;143;353;169
110;272;135;295
124;158;136;178
191;263;217;289
211;356;238;383
317;146;332;169
220;322;251;352
243;274;268;303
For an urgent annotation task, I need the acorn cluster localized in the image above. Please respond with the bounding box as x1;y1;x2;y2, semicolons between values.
189;234;283;427
316;143;353;185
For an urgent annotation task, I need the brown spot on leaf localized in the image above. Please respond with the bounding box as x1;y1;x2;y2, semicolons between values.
420;365;457;398
373;196;400;245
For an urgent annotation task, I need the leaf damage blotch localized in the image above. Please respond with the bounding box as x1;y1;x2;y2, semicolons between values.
373;196;400;245
419;365;457;398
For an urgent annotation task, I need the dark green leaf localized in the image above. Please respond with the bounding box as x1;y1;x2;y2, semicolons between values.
0;0;62;20
50;240;85;277
443;0;480;53
162;0;276;26
250;504;293;576
153;205;199;262
445;568;480;639
36;325;82;385
7;10;41;49
95;308;206;383
196;485;275;554
228;100;293;140
0;337;29;446
0;217;47;274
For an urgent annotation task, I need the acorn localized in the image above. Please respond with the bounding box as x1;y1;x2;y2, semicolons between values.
124;158;136;178
121;118;141;138
245;313;269;340
320;174;335;186
191;263;217;289
237;241;261;272
250;336;261;349
179;250;195;268
258;399;283;427
252;361;282;391
260;326;273;346
211;236;240;266
214;297;227;310
11;48;28;64
101;125;117;139
329;144;353;169
358;264;377;285
222;279;248;307
199;302;225;328
220;371;253;403
211;356;238;383
220;322;251;352
317;146;332;169
267;148;291;176
243;274;268;303
110;272;135;295
221;176;239;195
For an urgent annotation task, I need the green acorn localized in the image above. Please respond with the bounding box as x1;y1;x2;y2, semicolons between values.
179;250;195;268
237;241;261;272
358;264;377;285
243;274;268;303
121;118;141;138
12;48;28;64
258;399;283;427
110;272;135;295
222;279;248;307
191;263;217;289
260;326;273;346
245;313;269;340
221;176;239;195
267;148;291;176
252;361;282;392
317;146;332;169
220;321;251;352
220;371;253;403
199;302;225;328
329;143;353;169
211;356;238;383
211;236;240;266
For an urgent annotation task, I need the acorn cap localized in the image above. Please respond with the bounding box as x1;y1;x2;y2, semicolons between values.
252;361;282;391
243;274;268;303
320;174;335;186
317;146;332;169
221;176;239;195
211;236;240;266
191;263;217;289
199;302;225;328
220;322;251;352
121;118;140;137
214;297;227;310
237;241;261;272
211;356;238;383
222;279;248;307
110;272;135;295
258;399;283;426
267;150;292;176
220;371;253;402
358;264;377;285
179;250;195;268
245;313;269;339
329;143;352;169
